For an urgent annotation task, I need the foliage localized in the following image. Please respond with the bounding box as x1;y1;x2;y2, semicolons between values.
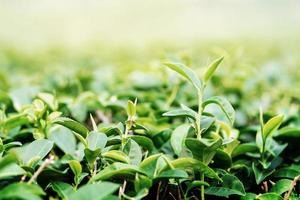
0;45;299;200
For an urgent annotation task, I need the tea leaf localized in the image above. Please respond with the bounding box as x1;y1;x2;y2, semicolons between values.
164;62;202;91
262;115;284;142
53;117;89;138
203;96;235;125
69;182;119;200
203;56;224;83
170;124;190;156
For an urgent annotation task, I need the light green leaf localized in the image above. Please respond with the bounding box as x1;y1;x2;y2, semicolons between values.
49;126;76;155
91;162;146;181
0;163;26;179
262;115;284;142
162;108;196;121
127;99;136;118
37;92;58;111
203;96;235;125
170;124;190;156
15;139;53;166
53;117;89;138
102;150;130;164
69;160;82;179
164;62;202;90
86;131;107;151
69;182;119;200
124;139;142;165
203;56;224;83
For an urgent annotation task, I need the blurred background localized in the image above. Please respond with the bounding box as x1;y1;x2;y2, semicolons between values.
0;0;299;113
1;0;300;48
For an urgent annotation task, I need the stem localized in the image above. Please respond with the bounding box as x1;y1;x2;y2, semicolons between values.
284;175;300;200
196;90;203;139
28;155;54;184
201;173;205;200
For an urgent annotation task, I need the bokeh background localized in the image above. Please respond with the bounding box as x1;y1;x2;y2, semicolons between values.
1;0;300;48
0;0;299;116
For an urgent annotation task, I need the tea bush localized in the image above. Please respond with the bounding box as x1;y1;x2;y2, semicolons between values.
0;44;299;200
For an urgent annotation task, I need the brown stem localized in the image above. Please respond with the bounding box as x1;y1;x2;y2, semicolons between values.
156;181;162;200
262;181;268;193
118;180;127;198
284;175;300;200
28;155;54;184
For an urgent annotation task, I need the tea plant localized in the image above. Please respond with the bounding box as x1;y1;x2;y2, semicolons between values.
0;50;299;200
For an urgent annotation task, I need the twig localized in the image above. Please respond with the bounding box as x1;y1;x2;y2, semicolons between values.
262;181;268;192
92;160;97;177
28;155;54;184
156;181;162;200
118;180;127;198
284;175;300;200
169;192;177;200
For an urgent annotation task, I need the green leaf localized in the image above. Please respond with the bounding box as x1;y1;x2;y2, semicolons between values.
170;124;190;156
91;162;146;181
49;126;76;155
241;193;256;200
69;160;82;180
205;174;246;197
53;117;89;138
262;115;284;142
37;92;58;111
270;179;292;195
212;149;232;169
69;182;119;200
274;127;300;141
155;169;188;179
162;108;196;120
203;56;224;83
15;139;53;166
129;135;154;151
102;150;130;164
252;163;275;184
185;138;222;164
202;96;235;125
0;154;17;170
50;182;74;200
0;183;45;200
161;157;220;181
139;154;162;177
134;175;152;192
3;113;29;130
186;181;210;194
123;139;142;165
256;193;282;200
0;163;26;179
84;148;101;169
86;131;107;151
273;167;300;179
164;62;202;91
127;99;136;118
231;143;260;158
